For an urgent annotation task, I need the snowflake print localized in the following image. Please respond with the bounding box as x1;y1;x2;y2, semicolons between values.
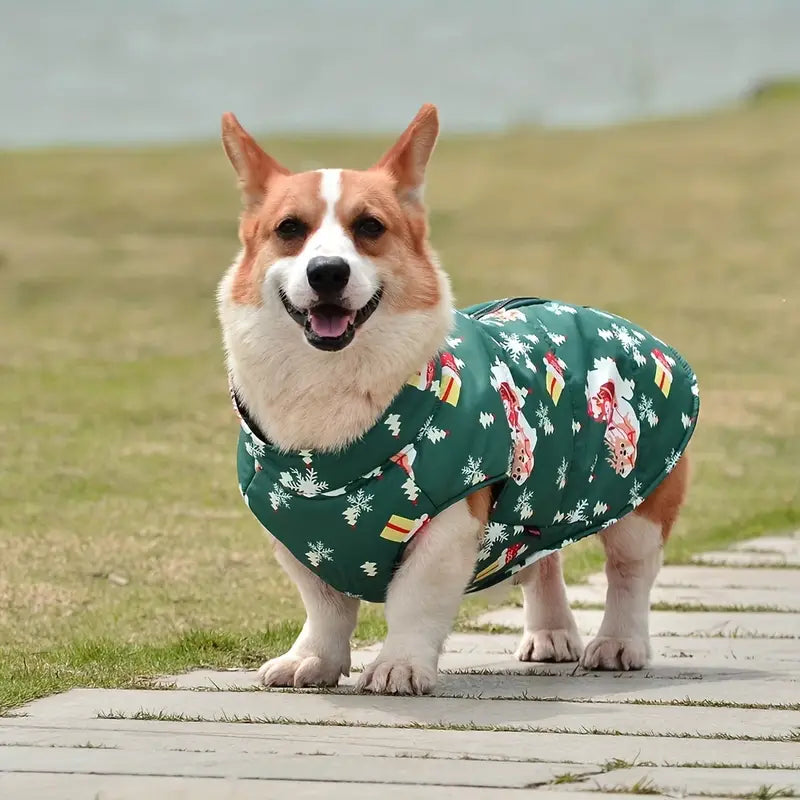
280;467;329;497
593;501;609;517
598;323;646;366
535;402;554;435
566;499;589;524
484;521;509;546
638;395;659;428
343;489;374;527
665;449;680;473
628;478;644;508
461;455;487;486
268;484;292;511
514;489;534;520
556;457;568;490
305;541;333;567
497;332;532;364
417;414;447;444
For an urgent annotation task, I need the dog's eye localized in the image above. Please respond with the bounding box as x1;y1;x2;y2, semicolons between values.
353;215;386;239
275;217;307;240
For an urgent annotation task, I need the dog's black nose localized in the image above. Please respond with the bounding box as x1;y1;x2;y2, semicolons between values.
306;256;350;296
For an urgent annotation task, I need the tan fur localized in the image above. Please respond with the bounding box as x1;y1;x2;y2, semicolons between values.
637;452;690;541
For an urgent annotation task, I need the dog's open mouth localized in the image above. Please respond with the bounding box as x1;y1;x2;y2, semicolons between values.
279;289;383;351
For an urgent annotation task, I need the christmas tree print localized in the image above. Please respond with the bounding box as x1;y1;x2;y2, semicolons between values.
543;302;578;316
245;438;266;459
384;414;401;438
269;484;292;511
280;466;329;497
681;413;693;429
556;457;568;489
461;456;487;486
535;401;555;435
343;489;374;527
514;488;534;519
538;321;566;346
402;476;420;504
298;450;313;465
628;478;644;508
360;561;377;577
479;412;495;428
593;501;609;517
638;395;659;427
665;449;680;473
417;414;447;443
306;541;333;567
554;499;589;524
571;419;581;434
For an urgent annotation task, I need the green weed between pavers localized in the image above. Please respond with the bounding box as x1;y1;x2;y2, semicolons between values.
2;94;799;708
92;712;800;743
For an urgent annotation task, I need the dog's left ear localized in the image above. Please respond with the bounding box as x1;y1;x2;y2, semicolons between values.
221;112;290;209
373;103;439;204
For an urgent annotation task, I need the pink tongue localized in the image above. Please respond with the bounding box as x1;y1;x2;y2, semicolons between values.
309;308;356;338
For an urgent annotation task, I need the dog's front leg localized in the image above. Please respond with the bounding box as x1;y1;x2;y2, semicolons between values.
356;499;481;695
257;539;359;688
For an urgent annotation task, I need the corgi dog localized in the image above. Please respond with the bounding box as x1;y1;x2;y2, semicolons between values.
217;104;692;695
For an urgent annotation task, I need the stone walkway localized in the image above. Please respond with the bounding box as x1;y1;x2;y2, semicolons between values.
2;532;799;799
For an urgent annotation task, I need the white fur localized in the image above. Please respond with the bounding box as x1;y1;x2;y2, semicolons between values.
356;499;482;695
580;512;663;670
218;250;453;452
280;168;378;312
257;540;359;687
513;551;583;662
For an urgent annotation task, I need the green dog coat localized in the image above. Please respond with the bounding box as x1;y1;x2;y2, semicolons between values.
234;297;699;603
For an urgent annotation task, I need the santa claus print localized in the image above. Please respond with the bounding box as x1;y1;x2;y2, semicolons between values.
585;357;641;477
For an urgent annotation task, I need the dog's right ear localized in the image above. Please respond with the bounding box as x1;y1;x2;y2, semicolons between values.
221;113;290;208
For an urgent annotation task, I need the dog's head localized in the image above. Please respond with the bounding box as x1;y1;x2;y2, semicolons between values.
218;104;450;358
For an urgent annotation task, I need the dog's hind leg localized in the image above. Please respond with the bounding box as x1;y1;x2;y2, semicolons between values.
257;539;359;688
513;550;583;662
581;455;690;670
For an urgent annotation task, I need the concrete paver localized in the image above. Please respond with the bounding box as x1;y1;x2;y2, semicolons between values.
2;718;798;766
567;582;800;611
0;746;595;788
19;687;800;739
7;531;800;797
0;776;675;800
693;549;800;566
479;607;800;637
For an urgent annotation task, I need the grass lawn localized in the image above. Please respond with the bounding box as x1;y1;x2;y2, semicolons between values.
1;93;799;713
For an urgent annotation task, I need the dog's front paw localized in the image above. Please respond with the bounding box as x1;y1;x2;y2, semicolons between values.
515;628;583;663
257;652;345;688
355;656;437;695
580;636;649;671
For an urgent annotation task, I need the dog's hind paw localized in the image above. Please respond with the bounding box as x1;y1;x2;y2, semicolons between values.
515;628;583;663
580;636;650;671
257;653;345;688
355;656;436;695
